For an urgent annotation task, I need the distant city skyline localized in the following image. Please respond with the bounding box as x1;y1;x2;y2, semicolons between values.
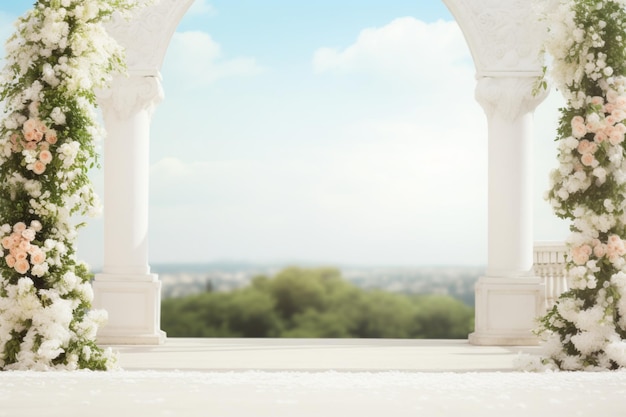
0;1;569;268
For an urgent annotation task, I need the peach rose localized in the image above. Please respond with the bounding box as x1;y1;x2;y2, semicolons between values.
30;249;45;265
1;236;13;250
609;130;624;146
572;244;592;265
24;141;37;150
612;109;626;122
607;235;626;262
594;243;607;258
14;259;29;274
577;140;597;154
14;251;27;262
5;254;15;268
606;115;617;126
581;153;596;166
32;161;46;175
13;222;26;233
590;96;604;106
9;234;21;248
595;131;607;143
36;121;47;133
24;130;38;142
22;118;38;133
572;124;587;138
605;103;616;113
18;240;31;252
572;116;587;138
45;131;58;145
39;150;52;164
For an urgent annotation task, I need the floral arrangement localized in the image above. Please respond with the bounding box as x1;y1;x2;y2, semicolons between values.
0;0;141;370
536;0;626;370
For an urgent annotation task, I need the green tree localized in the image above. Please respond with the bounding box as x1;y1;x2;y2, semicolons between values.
161;267;475;340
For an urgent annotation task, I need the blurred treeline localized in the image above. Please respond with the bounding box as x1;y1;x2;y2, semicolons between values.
161;267;474;338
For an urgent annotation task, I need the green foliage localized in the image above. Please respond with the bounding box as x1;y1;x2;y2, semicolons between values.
162;267;474;339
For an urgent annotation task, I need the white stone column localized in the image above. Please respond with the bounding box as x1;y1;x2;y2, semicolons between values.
469;76;547;346
93;73;166;345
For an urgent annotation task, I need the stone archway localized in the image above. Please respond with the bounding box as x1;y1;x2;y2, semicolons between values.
93;0;548;345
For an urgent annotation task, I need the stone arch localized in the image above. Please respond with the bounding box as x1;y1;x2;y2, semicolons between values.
94;0;548;345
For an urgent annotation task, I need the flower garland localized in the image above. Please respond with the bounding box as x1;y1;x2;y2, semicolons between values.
536;0;626;370
0;0;140;370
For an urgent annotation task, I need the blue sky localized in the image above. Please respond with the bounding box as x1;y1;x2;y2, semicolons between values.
0;0;568;268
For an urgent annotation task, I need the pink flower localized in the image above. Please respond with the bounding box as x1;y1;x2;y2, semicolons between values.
612;109;626;122
609;130;624;146
24;130;41;142
13;223;26;233
5;254;15;268
30;248;45;265
14;251;27;262
578;140;597;154
607;235;626;262
32;161;46;175
45;131;58;145
14;259;29;274
9;234;21;248
22;119;37;133
581;153;596;166
39;149;52;164
572;245;592;265
571;116;587;138
590;96;604;106
1;237;13;250
572;124;587;138
594;243;607;258
36;120;47;133
24;141;37;150
18;240;31;252
595;131;607;143
606;115;617;126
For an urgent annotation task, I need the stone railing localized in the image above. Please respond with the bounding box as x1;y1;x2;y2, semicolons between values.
533;241;568;309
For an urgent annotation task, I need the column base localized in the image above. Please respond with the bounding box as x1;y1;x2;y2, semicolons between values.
93;273;166;345
469;276;545;346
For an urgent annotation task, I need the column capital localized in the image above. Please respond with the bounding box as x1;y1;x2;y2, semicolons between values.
98;74;164;120
475;76;548;122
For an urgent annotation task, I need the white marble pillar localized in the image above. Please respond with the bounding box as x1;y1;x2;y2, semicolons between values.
469;76;547;346
93;73;166;345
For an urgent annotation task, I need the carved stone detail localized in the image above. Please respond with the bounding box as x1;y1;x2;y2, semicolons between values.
474;76;548;122
99;75;164;120
443;0;545;74
106;0;194;74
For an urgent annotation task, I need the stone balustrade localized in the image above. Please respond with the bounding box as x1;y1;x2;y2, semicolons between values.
533;241;569;309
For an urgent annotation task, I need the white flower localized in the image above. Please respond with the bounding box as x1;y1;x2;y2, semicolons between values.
50;107;66;125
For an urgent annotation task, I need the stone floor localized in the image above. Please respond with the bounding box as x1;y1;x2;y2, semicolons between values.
2;338;626;417
115;338;539;372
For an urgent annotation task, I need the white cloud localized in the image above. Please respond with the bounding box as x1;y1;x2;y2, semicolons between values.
162;31;264;88
187;0;216;17
313;17;471;85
